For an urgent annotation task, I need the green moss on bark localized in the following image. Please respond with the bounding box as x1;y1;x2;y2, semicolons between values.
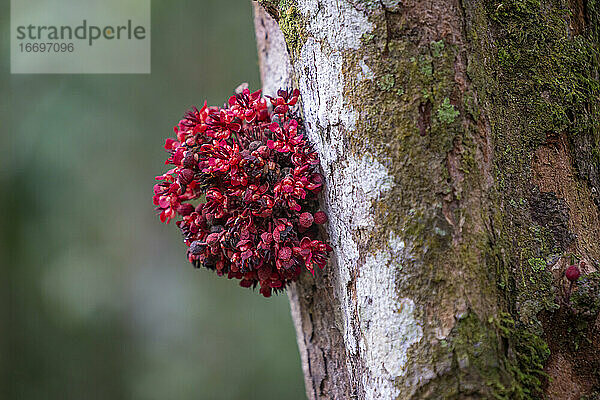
466;0;599;313
258;0;306;59
465;0;600;395
437;98;460;124
338;7;507;398
570;272;600;318
493;313;550;399
414;312;550;399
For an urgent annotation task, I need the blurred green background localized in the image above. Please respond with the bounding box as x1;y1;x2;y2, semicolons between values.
0;0;306;399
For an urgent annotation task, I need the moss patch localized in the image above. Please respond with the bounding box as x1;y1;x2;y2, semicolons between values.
258;0;306;60
376;73;395;91
437;97;460;124
570;272;600;318
493;313;550;399
430;39;445;57
413;311;550;399
278;4;306;60
466;0;600;394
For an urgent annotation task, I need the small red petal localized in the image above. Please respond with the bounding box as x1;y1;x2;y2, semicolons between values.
240;280;253;288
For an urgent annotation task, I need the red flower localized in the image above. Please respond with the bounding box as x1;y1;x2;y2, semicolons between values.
228;88;268;123
266;118;303;153
153;85;332;297
294;238;332;275
205;109;241;140
266;88;300;115
273;175;307;212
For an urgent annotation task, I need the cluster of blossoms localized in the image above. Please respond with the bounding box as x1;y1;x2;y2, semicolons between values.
153;86;332;297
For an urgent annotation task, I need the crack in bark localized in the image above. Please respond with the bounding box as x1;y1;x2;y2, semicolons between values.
417;100;432;137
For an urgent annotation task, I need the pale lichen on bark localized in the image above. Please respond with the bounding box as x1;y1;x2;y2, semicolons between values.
356;233;423;400
256;1;431;398
291;2;434;399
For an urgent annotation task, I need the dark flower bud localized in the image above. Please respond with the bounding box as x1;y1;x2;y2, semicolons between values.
314;211;328;224
278;247;292;261
177;203;194;216
311;173;325;186
182;152;197;169
261;232;273;245
260;286;272;297
240;279;253;288
274;105;289;114
189;241;205;255
566;265;581;282
205;233;220;246
298;212;314;228
178;169;195;185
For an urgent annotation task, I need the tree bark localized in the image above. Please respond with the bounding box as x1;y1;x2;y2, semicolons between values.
253;1;600;399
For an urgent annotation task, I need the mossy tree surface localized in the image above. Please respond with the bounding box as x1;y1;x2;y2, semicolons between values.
254;0;599;399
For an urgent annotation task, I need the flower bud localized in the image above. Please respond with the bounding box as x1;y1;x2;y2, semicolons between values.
177;203;194;216
314;211;328;224
299;212;314;228
189;241;205;255
566;265;581;282
182;152;196;169
178;169;195;185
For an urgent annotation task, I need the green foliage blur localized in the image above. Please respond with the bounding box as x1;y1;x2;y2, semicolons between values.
0;0;305;398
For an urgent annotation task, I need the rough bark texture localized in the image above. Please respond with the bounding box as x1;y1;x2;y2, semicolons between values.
253;1;600;399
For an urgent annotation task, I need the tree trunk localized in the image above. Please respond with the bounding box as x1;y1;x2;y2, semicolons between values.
253;1;600;399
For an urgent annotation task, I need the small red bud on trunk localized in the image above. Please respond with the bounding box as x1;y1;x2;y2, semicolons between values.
314;211;328;224
566;265;581;282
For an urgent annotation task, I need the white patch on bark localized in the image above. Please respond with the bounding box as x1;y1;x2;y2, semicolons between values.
288;2;424;397
358;58;375;80
356;233;423;400
297;38;357;134
294;1;372;133
297;0;372;50
327;154;395;358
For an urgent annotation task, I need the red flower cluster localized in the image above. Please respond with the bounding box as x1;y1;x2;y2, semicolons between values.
154;86;332;297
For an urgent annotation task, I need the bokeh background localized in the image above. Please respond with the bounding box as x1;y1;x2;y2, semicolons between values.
0;1;306;399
